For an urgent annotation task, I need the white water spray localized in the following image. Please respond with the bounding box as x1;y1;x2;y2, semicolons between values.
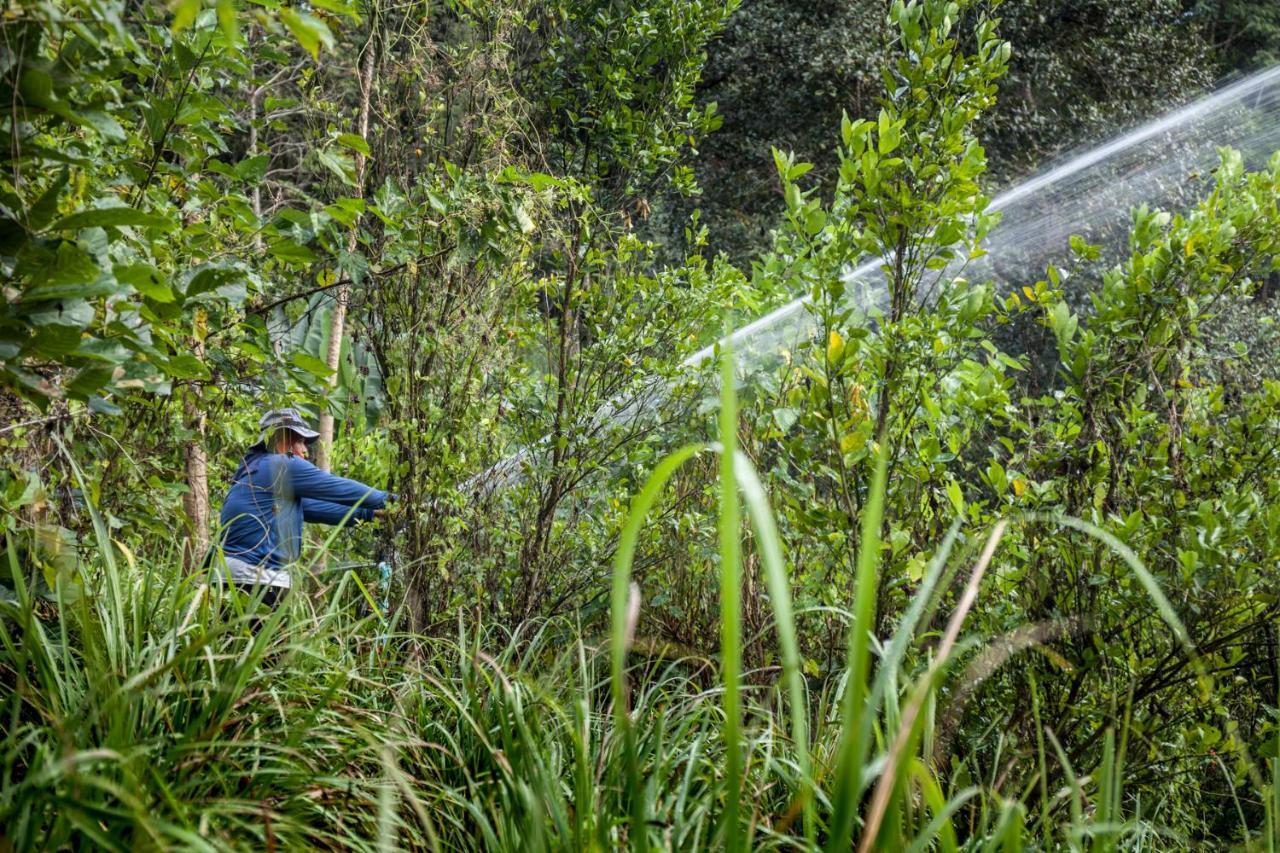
684;65;1280;374
472;66;1280;494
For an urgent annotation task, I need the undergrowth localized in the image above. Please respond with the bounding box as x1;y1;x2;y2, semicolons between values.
5;360;1279;851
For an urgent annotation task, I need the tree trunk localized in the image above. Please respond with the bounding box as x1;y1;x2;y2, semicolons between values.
316;6;378;471
182;311;210;569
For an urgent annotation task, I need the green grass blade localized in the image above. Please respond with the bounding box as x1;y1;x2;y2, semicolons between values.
733;450;813;844
717;345;743;853
609;441;708;851
826;440;889;852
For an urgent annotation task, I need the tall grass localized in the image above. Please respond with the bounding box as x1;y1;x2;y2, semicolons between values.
3;355;1279;849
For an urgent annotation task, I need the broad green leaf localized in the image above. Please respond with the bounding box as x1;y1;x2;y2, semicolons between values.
26;298;95;329
337;250;369;287
22;323;85;358
336;132;371;157
171;0;201;32
18;68;54;108
27;169;69;231
292;351;335;377
74;339;131;363
67;365;117;398
772;407;799;434
165;354;211;379
325;197;366;226
23;278;118;302
268;239;317;265
308;0;362;19
50;207;173;232
116;263;174;302
82;110;126;142
23;242;99;298
804;206;826;235
316;148;356;186
235;154;270;182
87;394;122;415
31;524;84;603
185;266;242;298
216;0;239;42
279;8;335;58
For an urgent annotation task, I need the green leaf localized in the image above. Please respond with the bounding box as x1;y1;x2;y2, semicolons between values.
31;524;83;603
308;0;361;19
88;395;122;415
2;365;58;405
22;321;86;358
82;111;126;142
67;365;117;399
23;278;117;303
996;352;1025;372
788;162;814;181
325;197;366;227
185;266;242;298
268;239;317;265
27;169;69;231
74;339;131;364
50;207;173;232
171;0;201;32
115;263;174;302
336;132;371;157
165;354;211;379
315;147;356;186
804;207;827;236
22;243;101;301
337;250;368;287
235;154;270;183
291;351;335;378
18;68;54;109
879;121;901;155
279;8;335;58
772;407;799;434
216;0;239;42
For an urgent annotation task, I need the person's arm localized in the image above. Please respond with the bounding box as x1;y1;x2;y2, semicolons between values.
283;455;391;509
301;497;376;527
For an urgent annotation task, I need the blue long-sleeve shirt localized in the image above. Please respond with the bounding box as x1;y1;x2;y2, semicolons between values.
217;444;390;570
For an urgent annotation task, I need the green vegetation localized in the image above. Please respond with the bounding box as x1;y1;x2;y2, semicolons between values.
3;0;1280;849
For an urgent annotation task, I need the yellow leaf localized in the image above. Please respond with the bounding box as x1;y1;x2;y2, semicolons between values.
827;329;845;365
848;382;864;414
1012;477;1027;497
841;430;867;454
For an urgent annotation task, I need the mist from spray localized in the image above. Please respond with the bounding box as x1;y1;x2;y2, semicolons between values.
682;65;1280;374
470;66;1280;495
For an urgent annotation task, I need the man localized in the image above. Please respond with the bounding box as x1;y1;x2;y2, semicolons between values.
212;407;392;607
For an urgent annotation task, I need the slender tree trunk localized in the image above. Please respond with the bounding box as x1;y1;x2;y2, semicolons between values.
183;310;210;568
316;6;378;471
247;32;279;359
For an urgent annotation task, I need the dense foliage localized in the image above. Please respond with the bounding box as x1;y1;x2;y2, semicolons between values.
663;0;1278;266
3;0;1280;849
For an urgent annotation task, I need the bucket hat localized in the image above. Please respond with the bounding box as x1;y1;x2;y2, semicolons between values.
259;407;320;445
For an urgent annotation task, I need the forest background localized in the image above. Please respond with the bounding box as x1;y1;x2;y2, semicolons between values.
3;0;1280;848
